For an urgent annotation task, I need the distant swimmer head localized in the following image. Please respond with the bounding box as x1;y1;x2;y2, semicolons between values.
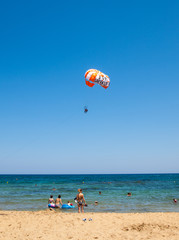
173;198;177;203
127;192;132;196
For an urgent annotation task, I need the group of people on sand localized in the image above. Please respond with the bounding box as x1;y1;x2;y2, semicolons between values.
48;189;87;213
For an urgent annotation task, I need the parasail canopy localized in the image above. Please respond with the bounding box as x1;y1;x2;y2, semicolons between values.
85;69;110;89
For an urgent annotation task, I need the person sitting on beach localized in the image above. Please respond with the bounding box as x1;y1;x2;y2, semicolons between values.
76;189;86;213
55;195;63;208
48;195;55;204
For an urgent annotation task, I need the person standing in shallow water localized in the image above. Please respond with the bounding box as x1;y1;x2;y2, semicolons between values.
76;189;86;213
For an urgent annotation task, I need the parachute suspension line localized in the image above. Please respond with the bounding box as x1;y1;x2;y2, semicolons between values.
84;69;110;113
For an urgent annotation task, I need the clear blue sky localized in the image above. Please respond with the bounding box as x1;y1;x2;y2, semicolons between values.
0;0;179;174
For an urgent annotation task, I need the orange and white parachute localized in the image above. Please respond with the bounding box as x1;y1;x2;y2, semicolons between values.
85;69;110;89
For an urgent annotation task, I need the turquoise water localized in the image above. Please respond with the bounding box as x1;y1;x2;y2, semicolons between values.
0;174;178;212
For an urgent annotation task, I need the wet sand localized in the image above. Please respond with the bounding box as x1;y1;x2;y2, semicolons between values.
0;211;178;240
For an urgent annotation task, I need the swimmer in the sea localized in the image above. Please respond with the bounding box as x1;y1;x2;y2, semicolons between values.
55;195;63;208
127;192;132;196
48;195;55;204
68;201;73;206
173;198;177;203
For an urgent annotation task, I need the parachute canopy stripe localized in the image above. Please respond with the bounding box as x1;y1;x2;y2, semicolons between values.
85;80;95;87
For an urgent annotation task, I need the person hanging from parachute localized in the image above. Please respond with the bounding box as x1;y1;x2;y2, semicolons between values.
84;69;110;113
84;106;88;113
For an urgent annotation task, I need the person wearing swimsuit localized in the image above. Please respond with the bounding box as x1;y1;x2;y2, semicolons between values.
55;195;63;208
48;195;55;204
76;189;86;213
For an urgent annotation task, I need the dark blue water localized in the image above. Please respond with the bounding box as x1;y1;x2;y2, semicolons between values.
0;174;178;212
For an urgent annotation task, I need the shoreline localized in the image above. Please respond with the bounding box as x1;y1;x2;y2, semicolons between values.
0;211;178;240
0;209;179;213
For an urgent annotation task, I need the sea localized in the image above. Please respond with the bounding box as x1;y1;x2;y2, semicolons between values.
0;174;178;212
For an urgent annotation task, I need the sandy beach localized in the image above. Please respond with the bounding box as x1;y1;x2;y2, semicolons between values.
0;211;178;240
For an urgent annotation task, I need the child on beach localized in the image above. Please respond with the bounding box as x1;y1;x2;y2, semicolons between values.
67;201;73;206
